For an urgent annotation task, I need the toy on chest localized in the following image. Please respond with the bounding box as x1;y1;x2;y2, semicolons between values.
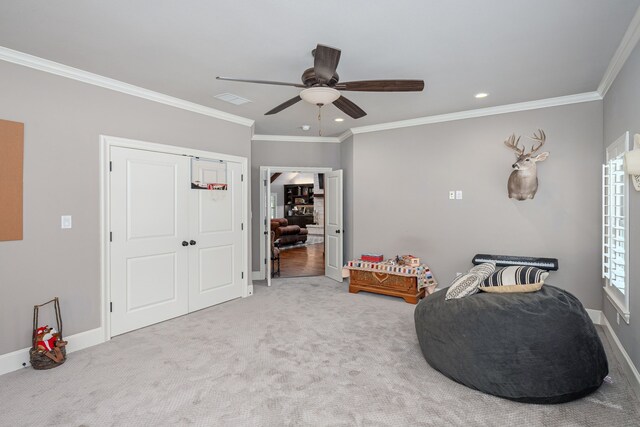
361;253;383;263
401;255;420;267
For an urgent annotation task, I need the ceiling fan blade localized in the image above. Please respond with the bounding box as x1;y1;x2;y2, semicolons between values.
314;44;341;84
333;95;366;119
265;95;302;115
335;80;425;92
216;76;305;88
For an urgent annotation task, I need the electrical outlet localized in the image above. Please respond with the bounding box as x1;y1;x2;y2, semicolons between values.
456;190;463;200
449;191;455;200
61;215;72;229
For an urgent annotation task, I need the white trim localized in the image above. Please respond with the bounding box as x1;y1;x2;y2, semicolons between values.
0;327;104;377
0;46;610;141
0;46;254;128
252;134;342;143
598;6;640;97
100;135;250;340
604;285;631;324
337;130;353;142
258;166;334;281
251;131;354;144
601;314;640;398
350;92;602;135
586;308;603;325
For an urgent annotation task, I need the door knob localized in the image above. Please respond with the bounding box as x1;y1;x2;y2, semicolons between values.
190;240;197;246
182;241;188;247
335;230;341;234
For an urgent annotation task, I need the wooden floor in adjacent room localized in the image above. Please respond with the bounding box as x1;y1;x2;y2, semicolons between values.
278;243;324;277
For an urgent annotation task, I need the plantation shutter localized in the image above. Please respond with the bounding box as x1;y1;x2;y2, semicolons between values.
602;134;628;295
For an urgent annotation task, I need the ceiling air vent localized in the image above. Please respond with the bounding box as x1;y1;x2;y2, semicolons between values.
214;93;252;105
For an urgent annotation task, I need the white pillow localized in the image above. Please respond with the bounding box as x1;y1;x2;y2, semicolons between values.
468;261;496;281
445;273;482;300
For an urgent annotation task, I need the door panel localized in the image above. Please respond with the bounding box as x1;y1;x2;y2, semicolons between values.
198;245;234;291
325;170;343;282
127;162;178;239
126;253;177;311
110;147;190;336
188;161;243;311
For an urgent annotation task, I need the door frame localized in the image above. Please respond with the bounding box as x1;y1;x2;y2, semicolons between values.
100;135;250;341
258;166;334;281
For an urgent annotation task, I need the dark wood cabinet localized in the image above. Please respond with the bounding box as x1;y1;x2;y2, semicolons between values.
284;184;315;227
286;215;314;227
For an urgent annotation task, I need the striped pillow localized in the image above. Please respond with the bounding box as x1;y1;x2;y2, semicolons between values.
445;273;482;300
480;266;549;293
468;261;496;281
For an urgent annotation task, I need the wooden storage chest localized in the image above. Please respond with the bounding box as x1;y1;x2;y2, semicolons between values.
348;269;425;304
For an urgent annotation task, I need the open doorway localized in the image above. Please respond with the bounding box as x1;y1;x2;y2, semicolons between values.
270;172;325;277
259;166;343;285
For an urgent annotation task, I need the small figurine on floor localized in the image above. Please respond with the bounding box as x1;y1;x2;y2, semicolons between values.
35;325;67;363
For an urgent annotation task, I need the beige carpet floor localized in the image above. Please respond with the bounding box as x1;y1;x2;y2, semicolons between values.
1;277;639;426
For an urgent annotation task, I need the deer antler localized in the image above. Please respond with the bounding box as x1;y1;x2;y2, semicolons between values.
504;134;524;155
528;129;546;154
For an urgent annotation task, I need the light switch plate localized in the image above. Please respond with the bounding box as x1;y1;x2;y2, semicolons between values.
61;215;72;229
456;190;463;199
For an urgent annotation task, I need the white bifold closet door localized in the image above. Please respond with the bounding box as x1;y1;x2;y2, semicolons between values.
109;147;242;336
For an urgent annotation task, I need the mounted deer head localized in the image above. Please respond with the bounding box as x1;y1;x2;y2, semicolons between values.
504;129;549;200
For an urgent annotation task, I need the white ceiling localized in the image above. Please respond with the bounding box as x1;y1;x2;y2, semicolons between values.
1;1;639;137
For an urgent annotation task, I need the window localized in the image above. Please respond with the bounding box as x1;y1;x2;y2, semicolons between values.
602;131;630;323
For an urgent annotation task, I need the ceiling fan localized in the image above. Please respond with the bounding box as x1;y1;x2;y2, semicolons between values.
216;44;425;119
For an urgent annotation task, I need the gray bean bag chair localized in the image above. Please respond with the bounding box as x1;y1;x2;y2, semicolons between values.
414;285;608;404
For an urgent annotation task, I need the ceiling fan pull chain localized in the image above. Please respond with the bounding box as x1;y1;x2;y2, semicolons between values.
318;105;322;136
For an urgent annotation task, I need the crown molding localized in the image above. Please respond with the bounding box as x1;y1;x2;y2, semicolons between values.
0;45;614;140
350;92;602;136
598;6;640;97
251;134;342;143
252;130;353;144
337;130;353;142
0;46;254;127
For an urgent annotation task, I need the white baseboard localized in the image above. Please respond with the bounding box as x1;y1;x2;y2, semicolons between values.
0;327;105;377
251;271;263;281
600;314;640;399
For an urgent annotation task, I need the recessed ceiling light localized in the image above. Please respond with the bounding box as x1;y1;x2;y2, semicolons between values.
301;125;311;131
334;117;344;122
475;92;489;99
214;92;252;105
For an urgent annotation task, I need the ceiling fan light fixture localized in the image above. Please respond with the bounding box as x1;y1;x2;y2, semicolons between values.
300;87;340;106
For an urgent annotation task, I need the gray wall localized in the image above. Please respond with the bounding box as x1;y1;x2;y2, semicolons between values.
603;41;640;373
340;136;354;261
250;141;341;271
0;61;252;355
351;101;604;309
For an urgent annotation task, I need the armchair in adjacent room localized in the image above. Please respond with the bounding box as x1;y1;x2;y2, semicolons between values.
270;218;308;246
